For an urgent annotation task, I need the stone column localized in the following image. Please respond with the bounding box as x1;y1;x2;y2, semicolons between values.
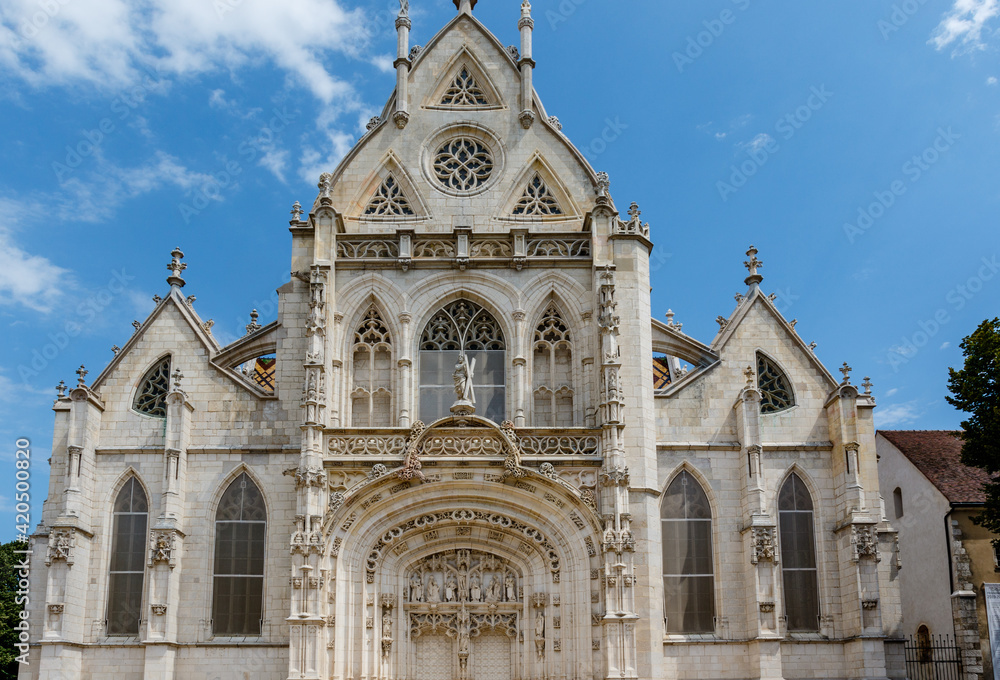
513;310;527;427
517;1;535;128
393;7;411;129
398;312;412;428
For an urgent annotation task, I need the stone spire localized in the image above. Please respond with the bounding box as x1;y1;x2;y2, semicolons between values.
167;247;187;288
743;245;763;288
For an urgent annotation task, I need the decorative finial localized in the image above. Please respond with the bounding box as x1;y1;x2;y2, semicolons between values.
547;116;562;131
290;201;303;221
627;202;641;222
365;117;380;132
246;309;262;336
398;0;409;18
862;376;873;395
808;342;818;351
665;309;675;326
76;365;88;388
317;173;333;201
202;320;214;334
186;295;196;308
167;247;186;288
112;345;121;355
56;380;67;398
744;245;763;287
735;293;745;303
840;362;853;385
744;365;755;387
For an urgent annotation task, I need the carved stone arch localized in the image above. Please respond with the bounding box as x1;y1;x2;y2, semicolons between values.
409;280;519;353
771;464;822;518
105;466;152;513
208;463;271;522
423;45;506;111
336;273;408;333
348;299;396;428
344;150;431;222
755;349;796;414
342;294;399;359
660;462;719;516
495;153;581;222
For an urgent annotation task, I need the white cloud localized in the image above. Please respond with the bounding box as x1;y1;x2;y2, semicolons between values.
885;388;899;397
371;54;395;73
940;341;951;350
875;401;922;429
259;148;290;183
930;0;999;51
0;199;70;313
740;133;775;153
988;76;998;85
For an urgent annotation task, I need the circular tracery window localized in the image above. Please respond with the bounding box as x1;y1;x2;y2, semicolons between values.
432;137;494;192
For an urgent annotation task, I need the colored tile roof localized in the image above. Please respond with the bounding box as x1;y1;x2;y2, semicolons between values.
653;356;671;390
880;430;992;504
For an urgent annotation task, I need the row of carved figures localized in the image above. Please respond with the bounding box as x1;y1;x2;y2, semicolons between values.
409;572;517;604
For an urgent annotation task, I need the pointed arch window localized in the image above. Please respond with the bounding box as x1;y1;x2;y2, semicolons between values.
513;174;562;216
532;304;574;426
107;477;148;636
134;357;171;417
365;174;415;216
213;473;266;636
778;474;820;632
757;353;794;413
441;66;489;106
661;471;715;633
419;299;505;422
352;307;393;427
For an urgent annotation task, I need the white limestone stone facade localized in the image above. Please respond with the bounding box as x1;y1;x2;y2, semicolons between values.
20;2;904;679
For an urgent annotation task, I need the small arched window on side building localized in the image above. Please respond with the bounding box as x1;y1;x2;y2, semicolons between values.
893;487;904;519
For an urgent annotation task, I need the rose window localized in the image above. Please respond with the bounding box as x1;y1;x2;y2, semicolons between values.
432;138;494;192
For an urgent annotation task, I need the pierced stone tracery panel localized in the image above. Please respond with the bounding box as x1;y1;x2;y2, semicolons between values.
432;138;495;192
134;357;171;417
532;304;574;426
513;174;563;216
757;353;794;413
364;174;415;216
441;67;490;106
352;307;393;427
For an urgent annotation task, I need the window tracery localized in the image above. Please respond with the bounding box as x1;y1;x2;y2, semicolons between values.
778;474;819;632
433;138;494;192
532;304;574;426
757;353;794;413
134;357;171;417
213;473;266;636
440;67;489;106
661;471;714;634
352;308;393;427
107;478;147;636
419;300;505;422
365;175;415;216
513;174;562;216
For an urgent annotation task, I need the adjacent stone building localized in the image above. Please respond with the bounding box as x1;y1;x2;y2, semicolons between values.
22;2;905;678
877;430;1000;679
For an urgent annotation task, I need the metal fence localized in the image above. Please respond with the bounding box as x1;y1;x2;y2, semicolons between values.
904;634;963;680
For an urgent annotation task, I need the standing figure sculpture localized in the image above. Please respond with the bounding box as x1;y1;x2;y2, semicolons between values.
452;354;476;407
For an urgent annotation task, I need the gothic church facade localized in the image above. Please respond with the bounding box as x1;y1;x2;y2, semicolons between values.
21;2;905;679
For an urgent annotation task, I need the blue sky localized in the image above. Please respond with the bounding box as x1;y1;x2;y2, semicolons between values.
0;0;997;541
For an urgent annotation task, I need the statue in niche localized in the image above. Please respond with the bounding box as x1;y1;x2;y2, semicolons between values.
458;611;471;654
410;574;423;602
505;574;516;602
457;567;468;602
445;575;457;602
426;577;441;603
535;611;544;639
487;576;502;603
470;576;482;602
382;612;393;638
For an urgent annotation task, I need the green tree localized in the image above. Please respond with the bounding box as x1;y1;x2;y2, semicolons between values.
0;540;28;678
947;317;1000;533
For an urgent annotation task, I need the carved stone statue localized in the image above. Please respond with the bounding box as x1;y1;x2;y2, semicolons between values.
410;574;423;602
427;577;441;603
445;575;457;602
487;576;502;603
505;574;516;602
458;567;468;602
470;575;482;602
535;611;544;639
382;612;393;638
452;354;476;405
458;612;471;653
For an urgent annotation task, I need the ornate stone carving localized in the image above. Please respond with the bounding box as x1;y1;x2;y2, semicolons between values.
750;527;778;565
861;599;879;610
613;203;650;238
500;420;527;479
46;530;74;566
600;464;630;487
336;239;399;259
149;530;177;568
519;434;600;456
470;239;513;258
538;462;558;480
525;238;590;258
758;602;775;613
363;511;560;582
328;435;407;456
398;420;427;482
369;464;389;480
47;604;64;615
151;604;168;616
406;550;521;605
852;524;880;562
